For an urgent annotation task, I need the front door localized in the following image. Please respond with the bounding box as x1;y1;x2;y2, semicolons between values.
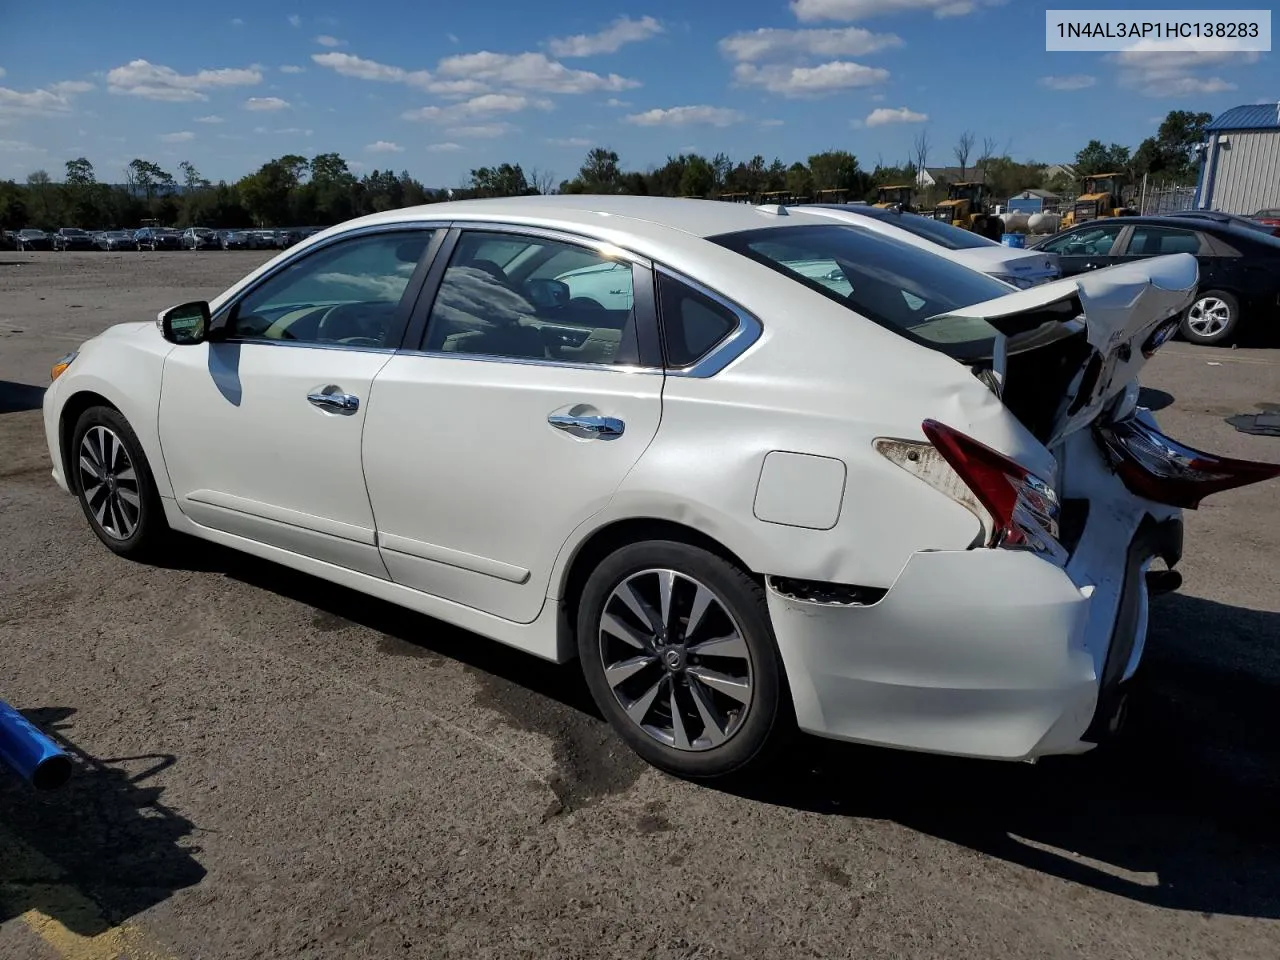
158;227;437;577
362;228;664;624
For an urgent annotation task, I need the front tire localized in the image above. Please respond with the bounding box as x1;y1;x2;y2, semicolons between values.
577;540;792;780
1180;289;1240;346
70;406;168;559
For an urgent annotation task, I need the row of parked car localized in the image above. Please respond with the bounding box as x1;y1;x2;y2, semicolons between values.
2;225;326;252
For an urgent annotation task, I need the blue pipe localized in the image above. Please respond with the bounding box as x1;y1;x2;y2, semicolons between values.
0;700;72;790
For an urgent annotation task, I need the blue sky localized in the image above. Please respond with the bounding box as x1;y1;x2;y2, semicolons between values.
0;0;1272;186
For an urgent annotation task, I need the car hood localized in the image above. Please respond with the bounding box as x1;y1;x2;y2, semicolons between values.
951;244;1060;279
913;252;1198;443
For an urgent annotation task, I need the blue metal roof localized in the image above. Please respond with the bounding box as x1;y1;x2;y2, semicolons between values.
1207;104;1280;132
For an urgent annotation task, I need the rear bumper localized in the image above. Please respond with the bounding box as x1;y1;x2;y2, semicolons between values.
769;516;1182;761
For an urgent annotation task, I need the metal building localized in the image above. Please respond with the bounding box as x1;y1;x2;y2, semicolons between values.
1194;103;1280;215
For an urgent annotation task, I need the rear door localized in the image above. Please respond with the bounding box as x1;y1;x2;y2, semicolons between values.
1038;222;1126;276
361;226;665;624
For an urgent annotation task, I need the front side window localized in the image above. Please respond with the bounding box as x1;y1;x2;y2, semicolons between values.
229;229;433;347
422;231;640;365
1039;223;1124;256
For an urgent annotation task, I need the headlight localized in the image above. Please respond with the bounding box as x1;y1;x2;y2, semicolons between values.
51;350;78;381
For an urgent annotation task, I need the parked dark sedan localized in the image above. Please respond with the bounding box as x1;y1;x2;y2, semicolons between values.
15;229;53;251
134;227;183;251
216;229;256;250
51;227;97;251
182;227;220;250
1035;215;1280;345
96;230;138;251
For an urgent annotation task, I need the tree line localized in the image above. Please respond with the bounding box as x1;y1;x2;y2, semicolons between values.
0;109;1210;231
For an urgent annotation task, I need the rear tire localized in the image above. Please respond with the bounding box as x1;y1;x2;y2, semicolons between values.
70;406;169;559
1180;289;1240;346
577;540;793;780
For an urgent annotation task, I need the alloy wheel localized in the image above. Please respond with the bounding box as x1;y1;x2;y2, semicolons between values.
1186;297;1231;338
598;569;753;751
78;425;141;540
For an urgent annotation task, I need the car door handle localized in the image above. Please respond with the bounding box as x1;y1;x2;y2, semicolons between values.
548;414;625;439
307;391;360;412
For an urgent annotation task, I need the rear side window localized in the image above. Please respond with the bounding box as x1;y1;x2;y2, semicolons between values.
657;274;739;367
1126;226;1202;256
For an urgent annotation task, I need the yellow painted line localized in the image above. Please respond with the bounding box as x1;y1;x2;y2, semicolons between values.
0;825;178;960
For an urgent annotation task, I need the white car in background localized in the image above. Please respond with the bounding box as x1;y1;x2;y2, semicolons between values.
41;196;1279;781
794;203;1062;289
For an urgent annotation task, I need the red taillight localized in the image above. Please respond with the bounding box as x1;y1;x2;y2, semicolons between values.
921;419;1066;562
1096;417;1280;508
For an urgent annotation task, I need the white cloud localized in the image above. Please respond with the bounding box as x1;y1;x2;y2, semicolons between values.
548;15;664;57
0;139;42;152
447;33;459;43
625;105;744;127
1039;74;1096;91
279;64;306;74
106;59;262;101
0;86;74;117
445;123;513;138
719;26;902;62
547;136;592;146
865;105;928;126
760;118;785;127
254;126;312;136
195;115;224;123
231;17;245;26
426;78;489;97
0;68;6;79
790;0;1002;21
605;97;630;107
402;92;551;122
366;140;404;153
159;131;195;142
427;141;463;152
288;14;301;27
315;35;346;47
312;51;432;88
437;51;639;94
244;96;290;110
733;61;889;96
49;80;95;94
1111;48;1255;97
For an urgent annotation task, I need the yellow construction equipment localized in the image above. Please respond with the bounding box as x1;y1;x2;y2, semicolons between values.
932;182;1002;239
874;184;916;211
1060;173;1138;228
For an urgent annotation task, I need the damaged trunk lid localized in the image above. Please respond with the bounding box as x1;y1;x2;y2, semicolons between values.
910;252;1198;445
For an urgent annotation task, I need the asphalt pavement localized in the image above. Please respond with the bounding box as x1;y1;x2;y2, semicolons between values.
1;251;1278;959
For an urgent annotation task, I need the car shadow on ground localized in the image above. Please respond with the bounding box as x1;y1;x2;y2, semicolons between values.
154;537;1279;918
0;381;45;414
0;707;206;935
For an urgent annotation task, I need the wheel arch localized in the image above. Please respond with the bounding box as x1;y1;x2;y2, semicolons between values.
58;390;119;493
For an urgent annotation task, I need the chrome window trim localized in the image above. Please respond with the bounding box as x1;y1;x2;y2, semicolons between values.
210;221;449;339
214;337;399;355
654;266;763;379
442;219;654;269
394;350;663;375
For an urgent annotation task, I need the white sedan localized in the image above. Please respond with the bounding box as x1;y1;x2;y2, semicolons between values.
793;203;1062;288
41;196;1279;779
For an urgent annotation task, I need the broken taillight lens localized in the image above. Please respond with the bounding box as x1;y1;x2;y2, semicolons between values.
1095;417;1280;508
921;419;1067;563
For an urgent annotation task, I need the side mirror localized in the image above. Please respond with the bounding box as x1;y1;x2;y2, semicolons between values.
523;277;571;309
158;300;210;345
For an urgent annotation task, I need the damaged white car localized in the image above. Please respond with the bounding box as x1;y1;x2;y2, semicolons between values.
41;196;1280;779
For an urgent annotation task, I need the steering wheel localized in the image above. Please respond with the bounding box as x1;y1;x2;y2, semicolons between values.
317;302;385;344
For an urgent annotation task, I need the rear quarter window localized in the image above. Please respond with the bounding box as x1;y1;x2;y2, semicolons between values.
657;274;740;368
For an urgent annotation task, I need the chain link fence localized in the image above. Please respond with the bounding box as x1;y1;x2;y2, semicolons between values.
1137;181;1197;216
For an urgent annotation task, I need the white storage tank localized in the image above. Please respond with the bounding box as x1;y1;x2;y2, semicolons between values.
1028;212;1061;234
1000;211;1030;232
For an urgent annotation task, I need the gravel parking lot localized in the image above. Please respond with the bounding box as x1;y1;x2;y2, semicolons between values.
1;251;1278;960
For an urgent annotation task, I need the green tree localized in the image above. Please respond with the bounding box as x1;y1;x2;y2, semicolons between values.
65;158;95;186
679;155;715;197
1074;140;1131;177
785;162;813;199
468;163;531;197
578;148;622;193
808;150;864;196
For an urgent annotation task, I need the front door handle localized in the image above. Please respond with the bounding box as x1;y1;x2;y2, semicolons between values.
548;414;625;439
308;391;360;412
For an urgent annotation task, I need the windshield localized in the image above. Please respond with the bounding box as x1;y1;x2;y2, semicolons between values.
710;224;1016;359
806;205;998;250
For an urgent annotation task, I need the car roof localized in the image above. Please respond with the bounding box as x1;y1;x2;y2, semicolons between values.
338;195;832;243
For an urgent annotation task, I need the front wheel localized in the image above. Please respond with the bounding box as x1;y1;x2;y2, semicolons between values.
577;540;792;780
70;406;169;559
1180;289;1240;346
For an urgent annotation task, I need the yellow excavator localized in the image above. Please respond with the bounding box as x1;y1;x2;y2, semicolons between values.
874;184;916;211
1060;173;1138;228
932;182;1002;239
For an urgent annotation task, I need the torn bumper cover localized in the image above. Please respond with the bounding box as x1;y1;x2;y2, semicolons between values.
767;516;1182;761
